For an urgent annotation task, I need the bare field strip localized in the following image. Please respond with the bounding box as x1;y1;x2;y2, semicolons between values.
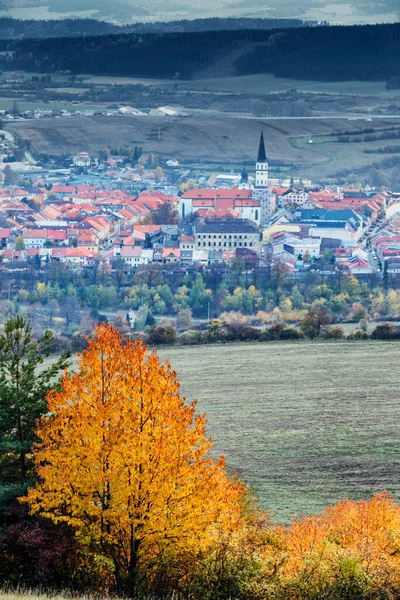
157;341;400;522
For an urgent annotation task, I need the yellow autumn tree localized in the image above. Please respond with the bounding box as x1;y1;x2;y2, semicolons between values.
25;324;244;596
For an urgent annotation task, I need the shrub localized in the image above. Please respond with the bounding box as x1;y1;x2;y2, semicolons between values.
178;330;206;345
301;308;332;339
70;333;88;352
348;330;369;340
49;335;71;354
261;323;285;341
261;324;304;341
220;311;250;326
146;325;177;346
371;323;400;340
280;326;304;340
321;325;345;340
225;323;260;341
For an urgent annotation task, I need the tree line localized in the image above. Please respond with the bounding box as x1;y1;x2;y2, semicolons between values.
0;22;398;81
0;16;309;40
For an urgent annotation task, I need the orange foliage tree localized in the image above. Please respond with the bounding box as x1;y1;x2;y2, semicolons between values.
275;493;400;599
25;324;244;596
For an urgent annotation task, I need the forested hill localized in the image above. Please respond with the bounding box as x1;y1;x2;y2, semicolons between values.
0;22;398;82
0;16;310;39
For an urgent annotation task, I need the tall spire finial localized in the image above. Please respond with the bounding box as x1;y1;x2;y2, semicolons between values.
257;131;267;163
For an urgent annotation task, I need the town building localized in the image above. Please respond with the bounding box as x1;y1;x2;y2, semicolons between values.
194;219;260;254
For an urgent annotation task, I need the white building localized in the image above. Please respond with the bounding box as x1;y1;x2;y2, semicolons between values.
282;190;310;207
73;152;91;168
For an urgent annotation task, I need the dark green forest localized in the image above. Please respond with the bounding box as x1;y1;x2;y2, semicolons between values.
0;22;398;81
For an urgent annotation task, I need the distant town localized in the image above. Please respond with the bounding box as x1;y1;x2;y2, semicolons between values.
0;117;398;287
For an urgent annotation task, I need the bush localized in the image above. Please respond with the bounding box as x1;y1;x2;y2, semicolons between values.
146;325;177;346
261;323;304;341
370;323;400;340
280;326;304;340
321;326;345;340
347;330;369;340
49;335;71;354
261;323;285;341
225;323;260;341
178;330;206;345
70;333;88;352
301;308;332;339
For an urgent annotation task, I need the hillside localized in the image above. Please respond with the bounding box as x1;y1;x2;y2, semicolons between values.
0;23;399;81
8;115;400;182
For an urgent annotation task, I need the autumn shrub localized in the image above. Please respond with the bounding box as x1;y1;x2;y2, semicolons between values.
70;333;88;352
146;325;177;345
348;329;370;340
370;323;400;340
281;309;307;323
321;325;345;340
279;327;304;341
254;310;274;325
260;324;303;341
273;493;400;600
48;334;71;354
301;308;332;339
178;330;207;345
0;502;106;592
219;311;250;326
225;323;260;341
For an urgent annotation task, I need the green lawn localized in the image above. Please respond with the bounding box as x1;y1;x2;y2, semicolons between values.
157;341;400;522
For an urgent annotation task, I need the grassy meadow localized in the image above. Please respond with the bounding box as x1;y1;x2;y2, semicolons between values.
156;341;400;523
290;131;400;180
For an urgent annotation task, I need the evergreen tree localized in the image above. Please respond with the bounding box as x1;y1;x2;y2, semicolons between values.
0;316;70;487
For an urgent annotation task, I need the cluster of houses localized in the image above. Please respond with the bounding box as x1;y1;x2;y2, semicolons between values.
0;132;397;278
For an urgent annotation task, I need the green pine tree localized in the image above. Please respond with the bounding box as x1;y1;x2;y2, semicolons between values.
0;316;71;489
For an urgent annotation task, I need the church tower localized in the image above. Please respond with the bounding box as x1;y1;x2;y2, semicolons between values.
256;131;268;188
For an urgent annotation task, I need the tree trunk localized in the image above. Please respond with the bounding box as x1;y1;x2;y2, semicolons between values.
126;536;141;598
17;410;26;484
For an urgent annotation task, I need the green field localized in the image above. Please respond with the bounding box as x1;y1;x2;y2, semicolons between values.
290;130;400;180
156;341;400;522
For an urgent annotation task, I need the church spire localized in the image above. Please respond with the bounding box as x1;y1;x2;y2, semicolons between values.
240;165;249;184
257;131;267;163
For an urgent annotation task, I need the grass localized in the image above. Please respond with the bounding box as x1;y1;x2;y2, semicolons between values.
155;341;400;523
289;130;400;179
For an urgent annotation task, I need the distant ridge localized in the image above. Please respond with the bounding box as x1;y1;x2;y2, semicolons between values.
0;16;313;40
